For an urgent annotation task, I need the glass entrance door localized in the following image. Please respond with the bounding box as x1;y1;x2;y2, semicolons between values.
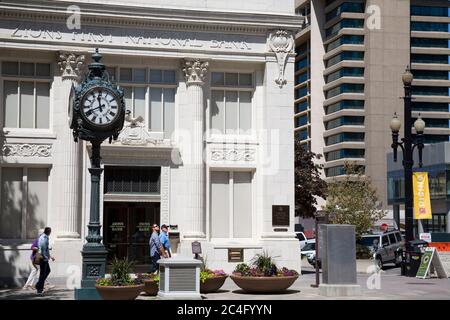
104;202;160;271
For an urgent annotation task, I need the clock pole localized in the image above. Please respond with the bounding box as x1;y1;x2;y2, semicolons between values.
72;49;126;299
77;139;108;300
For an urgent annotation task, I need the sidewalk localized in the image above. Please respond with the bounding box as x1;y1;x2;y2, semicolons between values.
1;266;449;300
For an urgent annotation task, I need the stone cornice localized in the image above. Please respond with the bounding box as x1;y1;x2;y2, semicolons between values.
0;1;303;35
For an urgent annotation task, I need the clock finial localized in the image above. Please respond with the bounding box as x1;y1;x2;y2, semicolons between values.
88;48;105;78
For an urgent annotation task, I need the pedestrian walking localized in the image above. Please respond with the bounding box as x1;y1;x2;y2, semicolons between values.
149;224;166;273
35;227;55;295
159;224;171;258
22;234;40;290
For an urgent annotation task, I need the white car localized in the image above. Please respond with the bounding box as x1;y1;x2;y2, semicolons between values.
296;232;310;249
300;239;315;258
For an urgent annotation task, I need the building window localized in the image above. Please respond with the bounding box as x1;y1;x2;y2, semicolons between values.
295;57;308;71
295;100;309;114
326;67;364;83
325;116;364;130
104;166;161;194
295;114;308;127
296;71;308;84
325;132;365;145
325;148;365;161
411;38;449;48
411;54;449;64
325;100;364;114
325;83;364;99
2;61;51;129
210;171;252;239
412;86;449;96
0;167;49;239
411;21;448;32
412;70;449;80
325;2;365;21
210;72;253;135
325;19;364;38
296;129;309;141
326;165;364;177
412;102;449;112
326;35;364;52
326;51;364;67
412;118;448;128
411;6;449;17
118;67;176;138
295;86;309;99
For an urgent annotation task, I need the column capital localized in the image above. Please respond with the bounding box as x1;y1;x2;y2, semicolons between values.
57;51;85;82
182;59;209;86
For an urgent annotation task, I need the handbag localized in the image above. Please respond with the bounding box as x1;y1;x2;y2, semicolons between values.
33;252;43;265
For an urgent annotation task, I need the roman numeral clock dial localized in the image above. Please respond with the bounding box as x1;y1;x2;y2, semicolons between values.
81;88;120;127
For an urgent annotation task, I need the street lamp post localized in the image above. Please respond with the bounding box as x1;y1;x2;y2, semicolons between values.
390;66;426;246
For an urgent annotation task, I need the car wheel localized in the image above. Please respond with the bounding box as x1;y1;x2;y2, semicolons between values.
375;256;383;270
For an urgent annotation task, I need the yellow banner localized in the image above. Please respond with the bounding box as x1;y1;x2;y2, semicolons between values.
413;172;432;220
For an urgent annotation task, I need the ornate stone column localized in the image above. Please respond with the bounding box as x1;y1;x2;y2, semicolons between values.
56;52;85;238
181;59;208;239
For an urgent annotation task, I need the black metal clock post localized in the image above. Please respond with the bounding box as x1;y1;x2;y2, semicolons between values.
71;49;126;299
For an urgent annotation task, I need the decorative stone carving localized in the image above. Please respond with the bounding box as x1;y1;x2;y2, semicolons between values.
182;59;209;86
268;30;294;88
2;143;52;157
116;113;171;147
58;52;85;81
211;149;255;162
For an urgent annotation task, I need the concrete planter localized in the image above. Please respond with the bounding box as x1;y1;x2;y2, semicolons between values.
95;284;144;300
230;275;298;293
143;279;159;296
356;259;376;273
200;275;227;293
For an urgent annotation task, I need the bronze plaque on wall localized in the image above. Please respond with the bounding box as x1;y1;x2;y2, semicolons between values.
272;205;290;226
228;248;244;262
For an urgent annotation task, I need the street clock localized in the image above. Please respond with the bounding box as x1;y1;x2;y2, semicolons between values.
70;48;125;143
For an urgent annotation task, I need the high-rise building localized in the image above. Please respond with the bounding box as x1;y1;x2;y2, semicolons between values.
294;0;450;208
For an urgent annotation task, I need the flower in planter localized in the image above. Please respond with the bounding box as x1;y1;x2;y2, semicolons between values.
96;257;141;287
232;252;298;277
135;273;159;284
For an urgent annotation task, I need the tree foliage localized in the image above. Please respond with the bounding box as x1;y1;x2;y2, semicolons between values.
294;141;327;218
323;163;386;238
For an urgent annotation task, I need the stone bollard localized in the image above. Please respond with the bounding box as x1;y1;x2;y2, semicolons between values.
157;256;202;300
318;224;361;297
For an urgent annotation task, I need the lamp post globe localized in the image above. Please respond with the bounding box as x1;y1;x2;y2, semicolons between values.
402;67;413;86
414;116;426;134
390;113;402;133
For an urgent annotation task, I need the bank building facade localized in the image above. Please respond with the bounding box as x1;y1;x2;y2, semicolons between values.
0;0;301;285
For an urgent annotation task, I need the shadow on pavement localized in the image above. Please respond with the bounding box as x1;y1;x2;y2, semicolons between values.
0;288;72;300
231;289;301;295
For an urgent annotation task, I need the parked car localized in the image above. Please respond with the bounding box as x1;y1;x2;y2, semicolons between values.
358;230;404;269
300;240;315;258
295;232;310;249
306;251;321;269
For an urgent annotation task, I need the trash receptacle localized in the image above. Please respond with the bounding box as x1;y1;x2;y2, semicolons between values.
402;240;428;277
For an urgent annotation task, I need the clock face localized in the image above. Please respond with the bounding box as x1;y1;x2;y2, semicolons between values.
80;87;120;127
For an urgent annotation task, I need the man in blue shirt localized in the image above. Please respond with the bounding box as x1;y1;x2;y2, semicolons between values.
35;227;55;294
159;224;171;258
149;224;166;273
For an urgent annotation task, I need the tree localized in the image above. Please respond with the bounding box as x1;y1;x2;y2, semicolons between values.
294;140;327;218
323;163;386;238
